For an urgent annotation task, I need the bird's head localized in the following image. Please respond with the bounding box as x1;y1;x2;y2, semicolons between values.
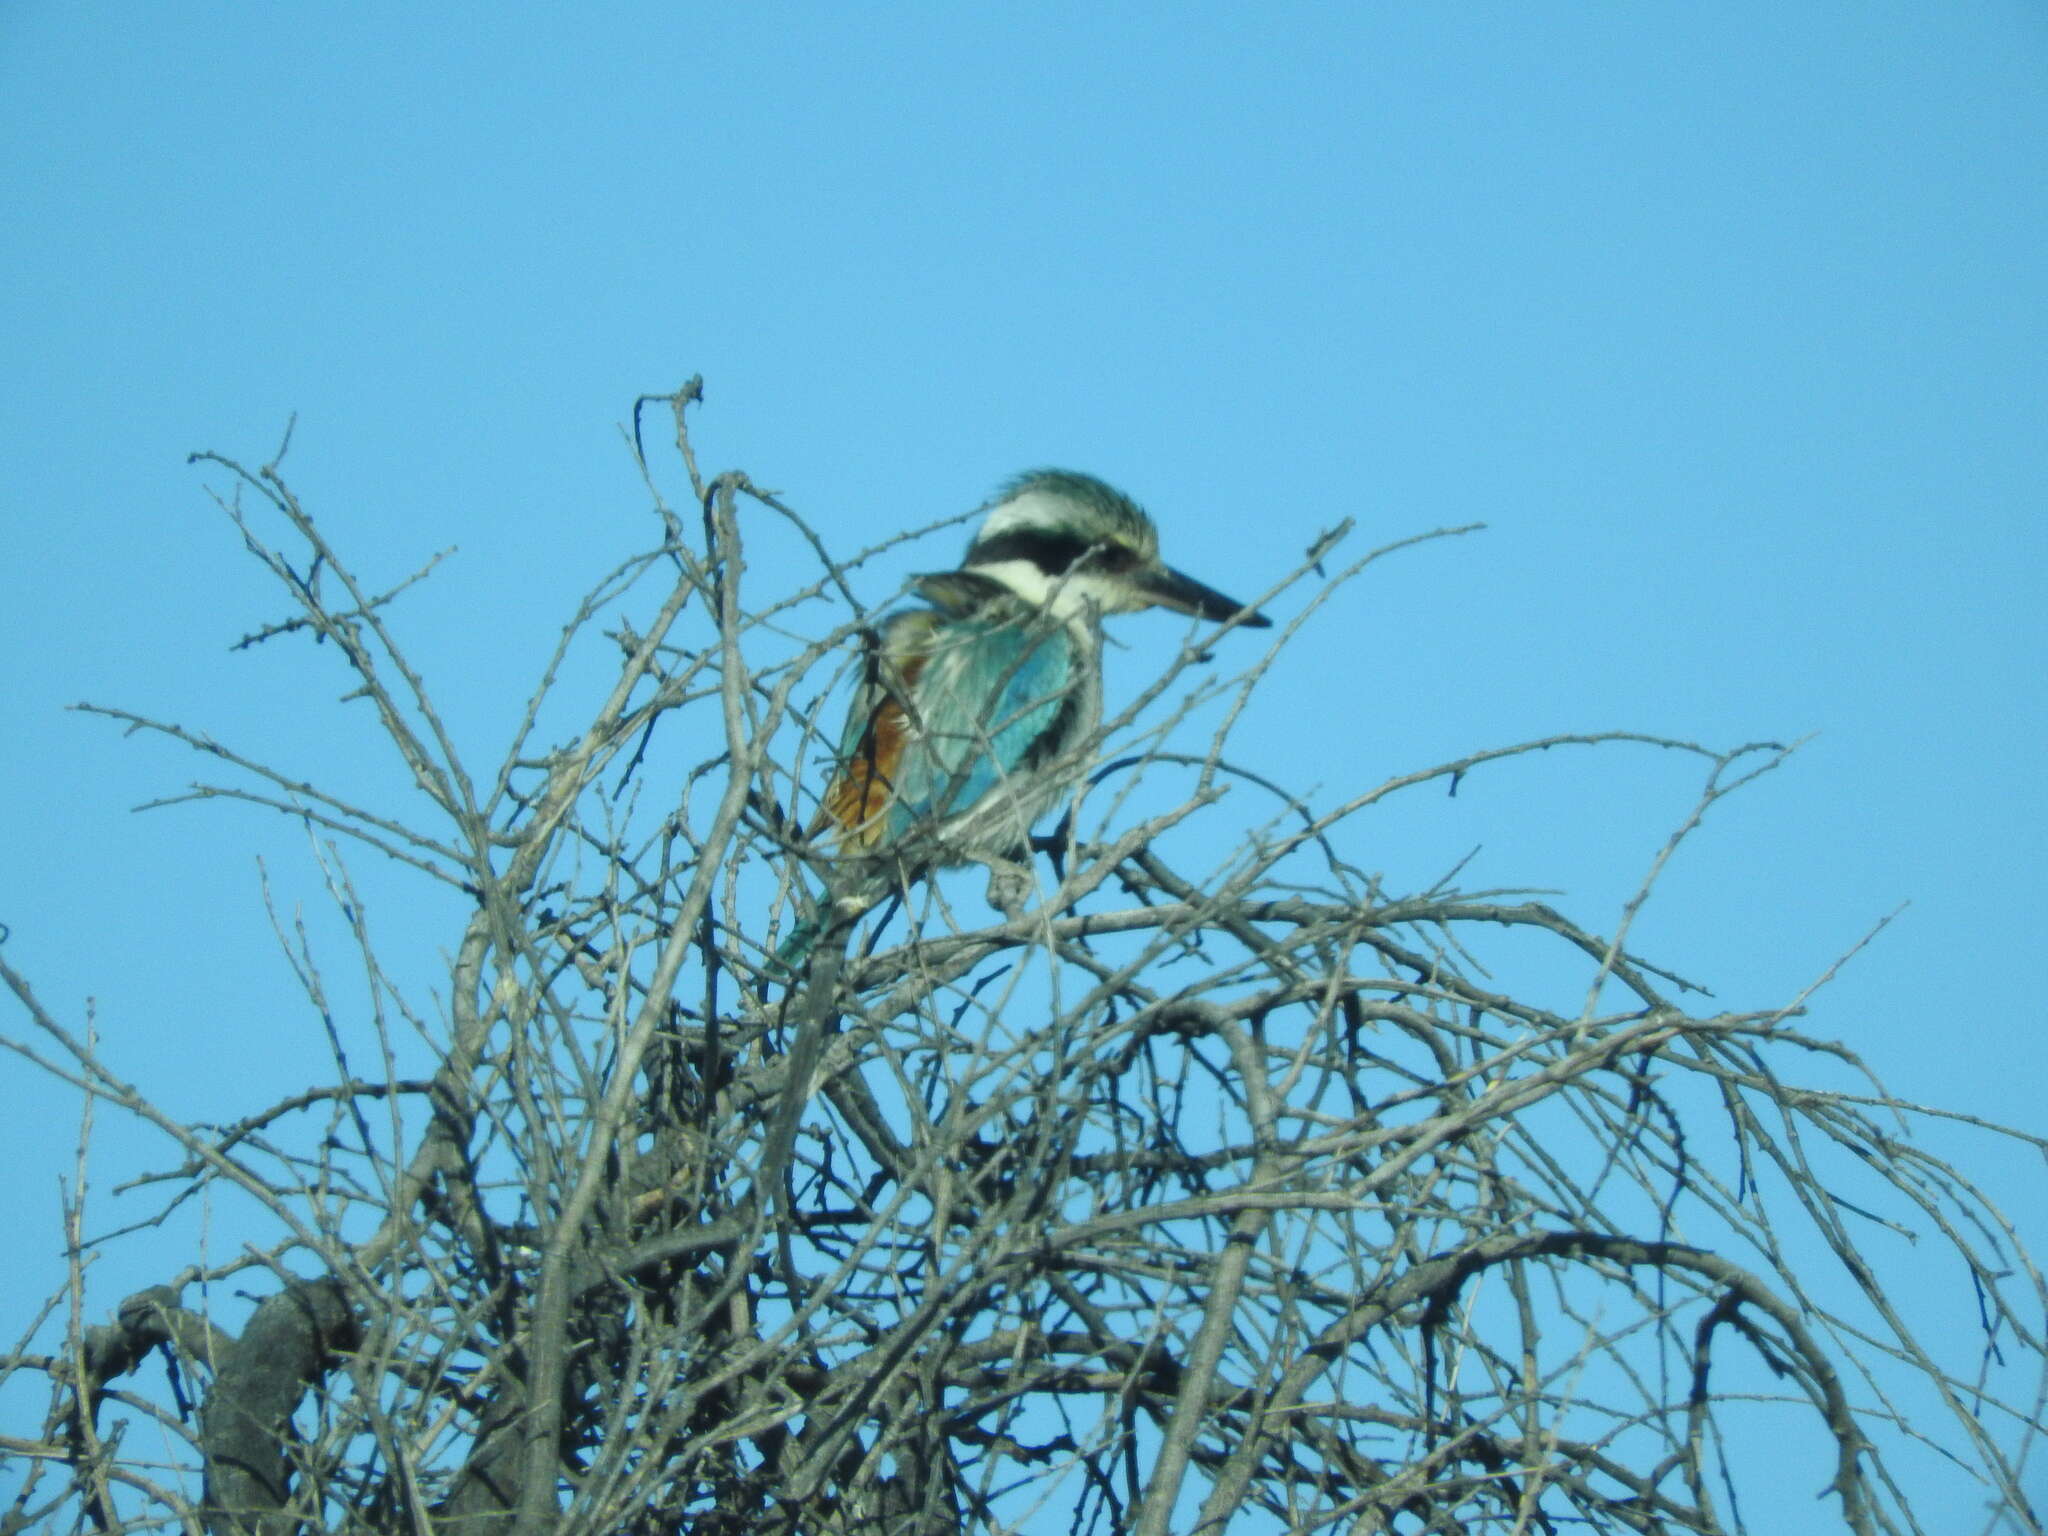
946;469;1272;627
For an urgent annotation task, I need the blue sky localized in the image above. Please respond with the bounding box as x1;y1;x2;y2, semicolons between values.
3;3;2043;1525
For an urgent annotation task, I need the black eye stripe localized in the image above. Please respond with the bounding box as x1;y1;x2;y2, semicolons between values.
970;530;1133;575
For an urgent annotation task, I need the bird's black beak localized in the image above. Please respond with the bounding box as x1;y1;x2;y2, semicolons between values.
1136;564;1272;627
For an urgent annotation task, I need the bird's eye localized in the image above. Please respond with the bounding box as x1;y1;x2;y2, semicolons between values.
1080;542;1137;573
1047;536;1100;573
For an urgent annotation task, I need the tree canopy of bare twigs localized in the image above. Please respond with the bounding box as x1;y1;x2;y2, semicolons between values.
4;383;2042;1536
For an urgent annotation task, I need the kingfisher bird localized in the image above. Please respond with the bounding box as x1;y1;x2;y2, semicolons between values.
801;469;1271;933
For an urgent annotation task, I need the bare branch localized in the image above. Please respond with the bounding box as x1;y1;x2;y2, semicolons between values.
8;398;2039;1536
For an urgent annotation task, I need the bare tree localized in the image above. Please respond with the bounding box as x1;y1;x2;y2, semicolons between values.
4;382;2042;1536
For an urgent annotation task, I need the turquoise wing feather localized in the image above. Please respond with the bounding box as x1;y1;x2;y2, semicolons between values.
888;615;1076;841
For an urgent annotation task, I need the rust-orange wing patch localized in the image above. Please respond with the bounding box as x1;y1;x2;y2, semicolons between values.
813;646;929;852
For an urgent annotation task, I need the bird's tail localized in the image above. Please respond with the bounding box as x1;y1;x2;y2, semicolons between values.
773;913;828;974
771;878;888;977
